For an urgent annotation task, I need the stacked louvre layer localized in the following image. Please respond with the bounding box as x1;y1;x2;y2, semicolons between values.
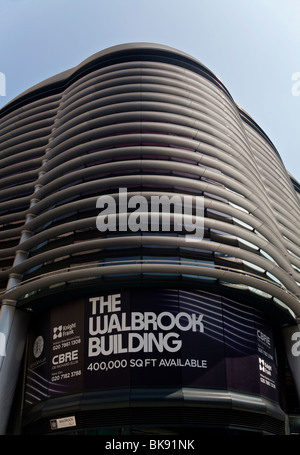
0;43;299;315
1;43;300;436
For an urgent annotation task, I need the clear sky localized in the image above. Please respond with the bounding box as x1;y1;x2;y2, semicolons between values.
0;0;299;181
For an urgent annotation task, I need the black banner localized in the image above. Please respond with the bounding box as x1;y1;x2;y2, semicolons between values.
24;289;279;406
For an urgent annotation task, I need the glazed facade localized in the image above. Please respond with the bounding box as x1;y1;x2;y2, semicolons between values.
0;43;300;435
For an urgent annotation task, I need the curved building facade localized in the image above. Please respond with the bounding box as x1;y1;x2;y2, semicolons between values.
0;43;300;435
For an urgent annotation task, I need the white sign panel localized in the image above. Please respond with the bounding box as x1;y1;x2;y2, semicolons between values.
50;416;76;430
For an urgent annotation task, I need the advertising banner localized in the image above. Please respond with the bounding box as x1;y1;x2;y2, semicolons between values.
256;313;278;401
50;299;84;396
85;289;226;390
26;314;50;405
25;299;84;404
24;288;279;406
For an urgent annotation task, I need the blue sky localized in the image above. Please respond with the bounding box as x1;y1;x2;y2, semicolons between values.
0;0;299;181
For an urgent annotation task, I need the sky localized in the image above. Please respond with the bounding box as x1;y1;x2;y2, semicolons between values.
0;0;299;181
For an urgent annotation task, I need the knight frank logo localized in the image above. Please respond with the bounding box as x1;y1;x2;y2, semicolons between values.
53;323;76;340
53;326;63;340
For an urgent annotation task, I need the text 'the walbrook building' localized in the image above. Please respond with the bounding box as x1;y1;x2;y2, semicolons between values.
0;43;300;435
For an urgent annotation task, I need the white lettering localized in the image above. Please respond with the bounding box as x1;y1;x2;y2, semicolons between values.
89;294;121;315
87;294;204;357
257;329;271;346
88;309;204;335
105;440;139;453
52;349;78;365
88;332;182;356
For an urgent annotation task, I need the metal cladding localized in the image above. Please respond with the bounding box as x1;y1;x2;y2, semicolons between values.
1;42;300;436
0;43;299;318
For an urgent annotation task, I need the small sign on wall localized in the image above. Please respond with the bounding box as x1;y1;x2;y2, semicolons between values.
50;416;76;430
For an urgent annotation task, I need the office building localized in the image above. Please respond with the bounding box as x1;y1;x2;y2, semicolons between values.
0;43;300;435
